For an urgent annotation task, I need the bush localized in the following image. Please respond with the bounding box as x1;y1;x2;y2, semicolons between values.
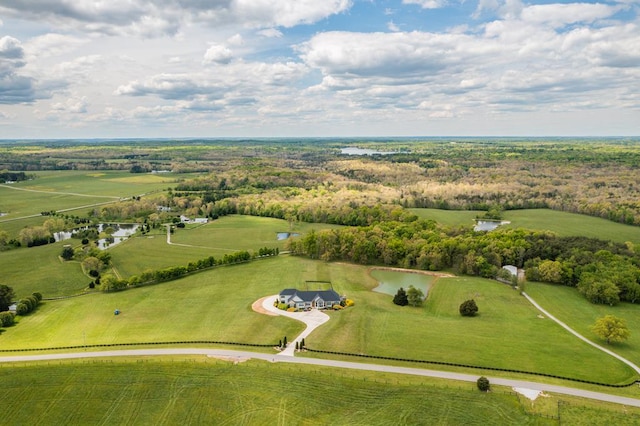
477;376;490;392
393;287;409;306
32;292;43;302
287;307;296;312
0;311;15;327
332;304;343;310
459;299;478;317
344;299;355;307
277;303;288;310
16;303;29;315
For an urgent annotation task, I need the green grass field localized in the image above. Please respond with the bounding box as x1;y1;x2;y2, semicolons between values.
4;357;640;425
0;242;89;297
2;256;636;387
307;270;636;385
525;282;640;366
0;358;554;425
0;257;305;349
411;208;640;244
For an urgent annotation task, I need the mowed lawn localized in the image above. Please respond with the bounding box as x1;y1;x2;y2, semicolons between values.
308;270;637;385
0;360;551;425
411;208;640;244
0;256;306;349
111;215;341;278
525;282;640;366
0;242;89;298
3;256;636;386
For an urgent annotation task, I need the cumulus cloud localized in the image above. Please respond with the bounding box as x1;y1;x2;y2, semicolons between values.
51;96;88;113
403;0;448;9
0;36;37;104
298;15;640;113
203;44;233;65
0;0;352;37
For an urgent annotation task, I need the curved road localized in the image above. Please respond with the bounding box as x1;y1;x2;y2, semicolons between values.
2;347;640;407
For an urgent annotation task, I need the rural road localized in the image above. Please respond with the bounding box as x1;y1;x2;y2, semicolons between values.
2;347;640;408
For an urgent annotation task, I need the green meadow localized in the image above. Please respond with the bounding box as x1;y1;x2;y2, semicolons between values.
1;256;636;387
525;282;640;366
0;359;556;425
411;208;640;243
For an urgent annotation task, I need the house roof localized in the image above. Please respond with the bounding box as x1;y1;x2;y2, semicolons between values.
279;289;341;303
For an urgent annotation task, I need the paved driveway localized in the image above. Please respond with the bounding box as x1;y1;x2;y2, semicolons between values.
260;295;330;356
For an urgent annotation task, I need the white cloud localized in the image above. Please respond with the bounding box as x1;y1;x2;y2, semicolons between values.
0;1;353;37
203;44;233;65
403;0;448;9
51;96;88;113
387;21;400;32
257;28;283;38
521;3;617;27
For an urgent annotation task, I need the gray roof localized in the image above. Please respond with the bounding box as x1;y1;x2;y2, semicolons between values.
279;289;341;303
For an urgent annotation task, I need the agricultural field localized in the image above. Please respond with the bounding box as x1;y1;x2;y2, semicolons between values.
0;358;556;425
411;208;640;244
3;139;640;422
1;255;637;391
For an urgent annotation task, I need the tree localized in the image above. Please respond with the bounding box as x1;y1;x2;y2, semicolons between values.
459;299;478;317
477;376;490;392
393;287;408;306
61;245;75;261
407;285;425;307
591;315;630;344
0;284;15;312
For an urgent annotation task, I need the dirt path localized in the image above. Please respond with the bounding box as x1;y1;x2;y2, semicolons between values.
251;296;278;316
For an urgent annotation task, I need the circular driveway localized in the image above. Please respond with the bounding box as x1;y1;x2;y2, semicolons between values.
258;295;330;356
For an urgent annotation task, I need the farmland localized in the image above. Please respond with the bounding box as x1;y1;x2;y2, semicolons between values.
3;138;640;422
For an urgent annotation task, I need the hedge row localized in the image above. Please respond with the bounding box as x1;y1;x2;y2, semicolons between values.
305;347;639;388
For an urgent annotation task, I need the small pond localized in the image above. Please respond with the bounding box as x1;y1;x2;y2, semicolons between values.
474;220;510;232
341;147;399;156
371;269;433;298
54;223;139;249
277;232;300;240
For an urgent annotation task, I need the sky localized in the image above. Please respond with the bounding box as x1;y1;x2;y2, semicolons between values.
0;0;639;138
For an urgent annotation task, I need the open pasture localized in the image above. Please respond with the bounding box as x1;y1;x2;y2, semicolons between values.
110;215;341;278
525;282;640;366
308;270;636;385
1;256;636;387
0;256;306;349
0;242;89;298
0;358;554;425
411;208;640;243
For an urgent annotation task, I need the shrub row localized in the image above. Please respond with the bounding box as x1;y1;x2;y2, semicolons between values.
102;248;278;292
304;347;639;388
16;292;42;316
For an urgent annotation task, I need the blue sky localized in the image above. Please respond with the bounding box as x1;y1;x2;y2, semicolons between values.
0;0;639;138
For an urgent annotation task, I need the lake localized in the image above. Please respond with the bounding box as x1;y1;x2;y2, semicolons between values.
54;223;139;249
341;147;399;156
277;232;300;240
371;269;433;297
474;220;510;231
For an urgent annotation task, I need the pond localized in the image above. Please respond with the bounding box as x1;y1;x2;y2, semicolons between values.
54;223;139;249
474;220;510;232
277;232;300;240
340;147;399;156
371;269;433;298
